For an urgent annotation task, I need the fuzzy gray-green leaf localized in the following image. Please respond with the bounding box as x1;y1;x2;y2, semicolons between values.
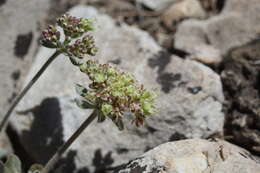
69;56;82;66
0;148;8;159
0;161;4;173
114;119;124;131
96;110;106;123
75;84;88;97
4;155;22;173
75;98;94;109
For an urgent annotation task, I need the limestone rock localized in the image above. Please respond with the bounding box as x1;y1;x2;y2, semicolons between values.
10;6;224;172
0;1;50;160
116;139;260;173
162;0;206;29
174;0;260;64
0;0;50;121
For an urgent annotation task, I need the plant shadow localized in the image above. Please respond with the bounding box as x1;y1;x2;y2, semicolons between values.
20;97;115;173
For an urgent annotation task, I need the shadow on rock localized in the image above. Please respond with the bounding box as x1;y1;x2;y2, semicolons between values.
55;149;115;173
148;50;182;93
20;97;115;173
93;149;114;173
21;97;64;164
53;150;90;173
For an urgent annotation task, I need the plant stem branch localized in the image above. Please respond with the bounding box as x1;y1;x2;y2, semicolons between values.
0;51;60;132
41;111;97;173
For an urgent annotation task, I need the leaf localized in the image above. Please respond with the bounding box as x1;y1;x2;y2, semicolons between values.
4;166;12;173
75;98;94;109
0;148;8;159
69;56;82;66
96;110;106;123
40;40;57;49
4;154;22;173
0;161;4;173
75;84;88;97
114;119;124;131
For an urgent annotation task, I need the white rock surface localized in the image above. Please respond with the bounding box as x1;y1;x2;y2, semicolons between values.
0;0;50;121
174;0;260;64
10;6;224;172
116;139;260;173
0;0;51;157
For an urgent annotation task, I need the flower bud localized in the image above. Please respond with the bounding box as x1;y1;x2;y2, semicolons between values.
57;14;93;38
40;25;60;48
66;34;97;59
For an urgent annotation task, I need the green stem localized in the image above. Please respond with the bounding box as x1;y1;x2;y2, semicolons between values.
0;51;60;132
41;111;97;173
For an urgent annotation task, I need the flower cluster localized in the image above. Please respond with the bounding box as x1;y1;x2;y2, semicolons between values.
66;35;98;59
77;60;156;130
57;13;93;38
41;25;60;48
40;14;97;63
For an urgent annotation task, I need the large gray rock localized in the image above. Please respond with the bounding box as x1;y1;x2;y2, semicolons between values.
116;139;260;173
0;0;50;121
10;6;224;172
174;0;260;64
0;0;50;158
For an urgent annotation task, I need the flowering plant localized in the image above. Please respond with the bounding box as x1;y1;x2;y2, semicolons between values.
77;60;155;130
40;14;156;172
41;14;98;65
1;14;156;173
0;14;97;132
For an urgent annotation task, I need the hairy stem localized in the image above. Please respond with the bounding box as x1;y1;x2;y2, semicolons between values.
0;51;60;132
41;111;97;173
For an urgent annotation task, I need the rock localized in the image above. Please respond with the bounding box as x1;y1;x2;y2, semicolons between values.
174;19;223;64
174;0;260;65
0;0;50;122
10;6;224;172
0;0;50;161
221;39;260;156
136;0;177;11
115;139;260;173
162;0;206;29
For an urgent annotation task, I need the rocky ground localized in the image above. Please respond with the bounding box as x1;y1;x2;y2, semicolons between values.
0;0;260;173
